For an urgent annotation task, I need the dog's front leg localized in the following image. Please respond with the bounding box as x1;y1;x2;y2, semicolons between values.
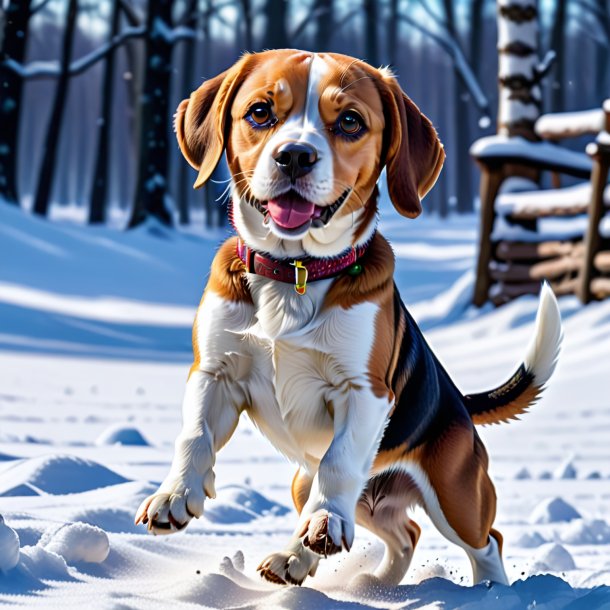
298;384;392;555
135;292;253;534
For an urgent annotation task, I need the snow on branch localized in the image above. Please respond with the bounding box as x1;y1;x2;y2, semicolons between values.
151;18;195;44
2;20;195;81
398;13;490;117
30;0;53;16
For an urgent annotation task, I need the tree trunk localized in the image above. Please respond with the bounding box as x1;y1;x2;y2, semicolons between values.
89;0;121;224
128;0;175;228
0;0;32;205
263;0;288;49
496;0;541;140
470;0;485;79
386;0;399;66
593;0;609;104
239;0;253;50
314;0;333;51
443;0;472;213
549;0;566;112
176;35;196;225
32;0;78;217
363;0;378;66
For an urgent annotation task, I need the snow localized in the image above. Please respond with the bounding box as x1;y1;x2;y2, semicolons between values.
95;424;151;446
532;543;576;571
495;181;610;217
40;522;110;564
529;498;582;524
1;201;610;606
470;135;593;175
535;109;605;138
561;520;610;545
0;516;20;572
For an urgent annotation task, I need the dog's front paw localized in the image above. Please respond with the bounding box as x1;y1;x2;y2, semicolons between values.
299;509;354;556
257;549;319;586
134;470;215;535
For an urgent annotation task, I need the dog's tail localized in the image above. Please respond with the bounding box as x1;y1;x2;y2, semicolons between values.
464;282;563;426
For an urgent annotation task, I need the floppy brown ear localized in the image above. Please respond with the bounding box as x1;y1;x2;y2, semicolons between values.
378;76;445;218
174;56;254;189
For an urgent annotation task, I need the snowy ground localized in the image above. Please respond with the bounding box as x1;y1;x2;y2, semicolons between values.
1;201;610;608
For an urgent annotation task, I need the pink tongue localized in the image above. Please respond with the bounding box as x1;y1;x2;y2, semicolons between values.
267;194;315;229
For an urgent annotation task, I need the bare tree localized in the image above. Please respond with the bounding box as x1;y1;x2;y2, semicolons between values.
89;0;121;223
32;0;79;217
314;0;334;50
549;0;566;112
0;0;33;205
264;0;288;49
364;0;378;65
497;0;553;139
387;0;399;66
128;0;176;227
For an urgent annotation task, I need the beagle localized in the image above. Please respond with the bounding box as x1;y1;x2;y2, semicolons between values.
135;50;562;587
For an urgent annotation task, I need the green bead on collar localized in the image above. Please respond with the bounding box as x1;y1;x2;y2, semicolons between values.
346;262;363;276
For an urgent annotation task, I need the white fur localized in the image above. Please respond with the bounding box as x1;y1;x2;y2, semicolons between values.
523;281;563;387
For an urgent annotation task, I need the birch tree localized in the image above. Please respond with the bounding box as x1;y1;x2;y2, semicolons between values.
497;0;553;139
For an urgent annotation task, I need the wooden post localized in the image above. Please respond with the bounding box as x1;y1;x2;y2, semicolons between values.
578;101;610;303
473;164;505;306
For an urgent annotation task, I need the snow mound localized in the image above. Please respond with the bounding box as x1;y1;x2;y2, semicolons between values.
95;424;150;447
531;543;576;572
554;457;578;480
514;467;532;480
530;497;581;524
0;452;18;462
204;485;290;524
586;471;602;480
40;522;110;564
0;455;128;495
68;507;142;534
560;519;610;545
514;531;546;548
0;515;20;572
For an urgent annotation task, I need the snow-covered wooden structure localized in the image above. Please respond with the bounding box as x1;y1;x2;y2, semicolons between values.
471;100;610;306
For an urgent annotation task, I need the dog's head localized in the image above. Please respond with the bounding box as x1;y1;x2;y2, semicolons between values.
175;50;444;258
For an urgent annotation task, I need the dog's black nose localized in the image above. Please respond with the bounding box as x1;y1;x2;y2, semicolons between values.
274;142;318;182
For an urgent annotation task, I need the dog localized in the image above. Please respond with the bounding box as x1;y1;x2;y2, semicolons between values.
135;49;562;587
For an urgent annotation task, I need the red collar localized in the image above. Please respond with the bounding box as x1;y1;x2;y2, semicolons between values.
236;237;371;295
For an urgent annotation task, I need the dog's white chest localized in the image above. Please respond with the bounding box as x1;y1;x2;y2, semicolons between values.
242;276;379;465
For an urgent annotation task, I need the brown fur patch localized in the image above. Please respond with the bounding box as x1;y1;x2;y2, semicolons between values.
291;469;313;515
471;383;543;426
206;237;253;304
324;233;395;310
188;237;251;379
417;423;497;549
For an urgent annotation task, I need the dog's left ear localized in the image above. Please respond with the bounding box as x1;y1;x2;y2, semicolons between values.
174;54;255;189
376;73;445;218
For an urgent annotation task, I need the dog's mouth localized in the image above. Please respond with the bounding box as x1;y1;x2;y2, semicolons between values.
250;189;350;234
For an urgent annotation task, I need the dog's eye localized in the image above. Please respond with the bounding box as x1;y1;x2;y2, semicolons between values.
245;102;276;128
336;111;365;137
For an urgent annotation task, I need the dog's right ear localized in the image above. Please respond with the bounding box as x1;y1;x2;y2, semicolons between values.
174;55;254;189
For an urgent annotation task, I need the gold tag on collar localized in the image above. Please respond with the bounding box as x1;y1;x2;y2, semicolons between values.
291;260;308;295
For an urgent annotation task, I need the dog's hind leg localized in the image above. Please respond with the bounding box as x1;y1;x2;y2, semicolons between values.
413;423;509;585
356;471;422;585
257;468;320;585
